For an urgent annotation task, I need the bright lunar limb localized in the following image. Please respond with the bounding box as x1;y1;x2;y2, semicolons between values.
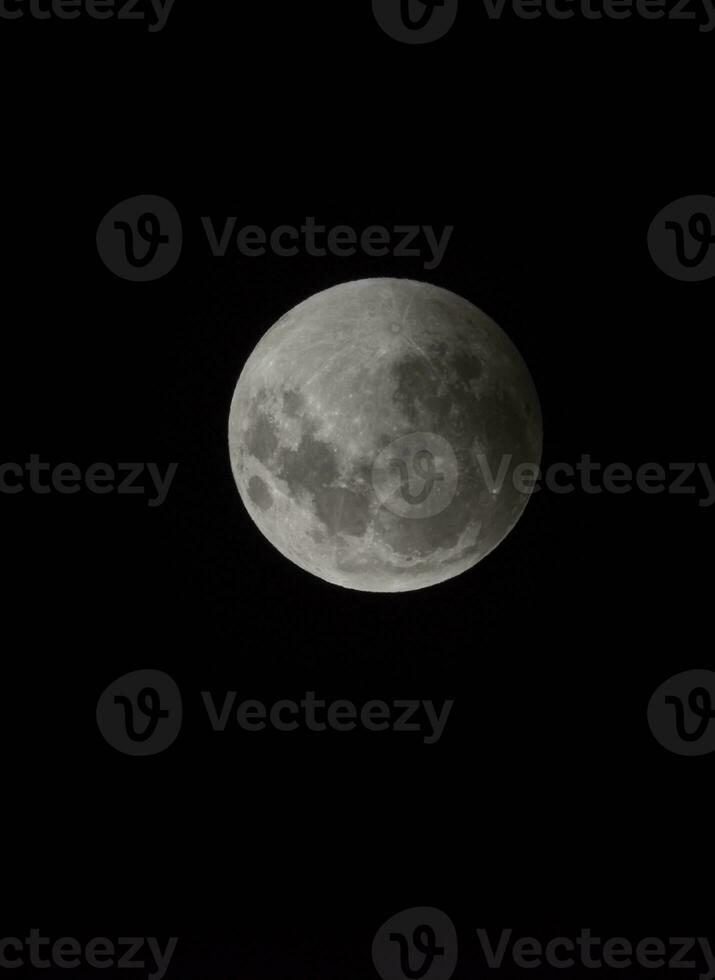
228;278;542;592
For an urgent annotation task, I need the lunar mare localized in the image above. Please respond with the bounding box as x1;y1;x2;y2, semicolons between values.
228;278;542;592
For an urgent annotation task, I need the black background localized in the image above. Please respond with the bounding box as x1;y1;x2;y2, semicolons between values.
1;0;712;977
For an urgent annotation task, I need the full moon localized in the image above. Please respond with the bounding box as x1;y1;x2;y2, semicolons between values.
228;278;542;592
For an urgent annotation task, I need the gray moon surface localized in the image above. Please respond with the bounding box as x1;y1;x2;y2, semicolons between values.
228;278;542;592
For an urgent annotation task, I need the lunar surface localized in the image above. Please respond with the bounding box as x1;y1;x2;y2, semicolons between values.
228;279;542;592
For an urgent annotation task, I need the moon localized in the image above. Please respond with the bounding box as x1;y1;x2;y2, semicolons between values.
228;278;542;592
